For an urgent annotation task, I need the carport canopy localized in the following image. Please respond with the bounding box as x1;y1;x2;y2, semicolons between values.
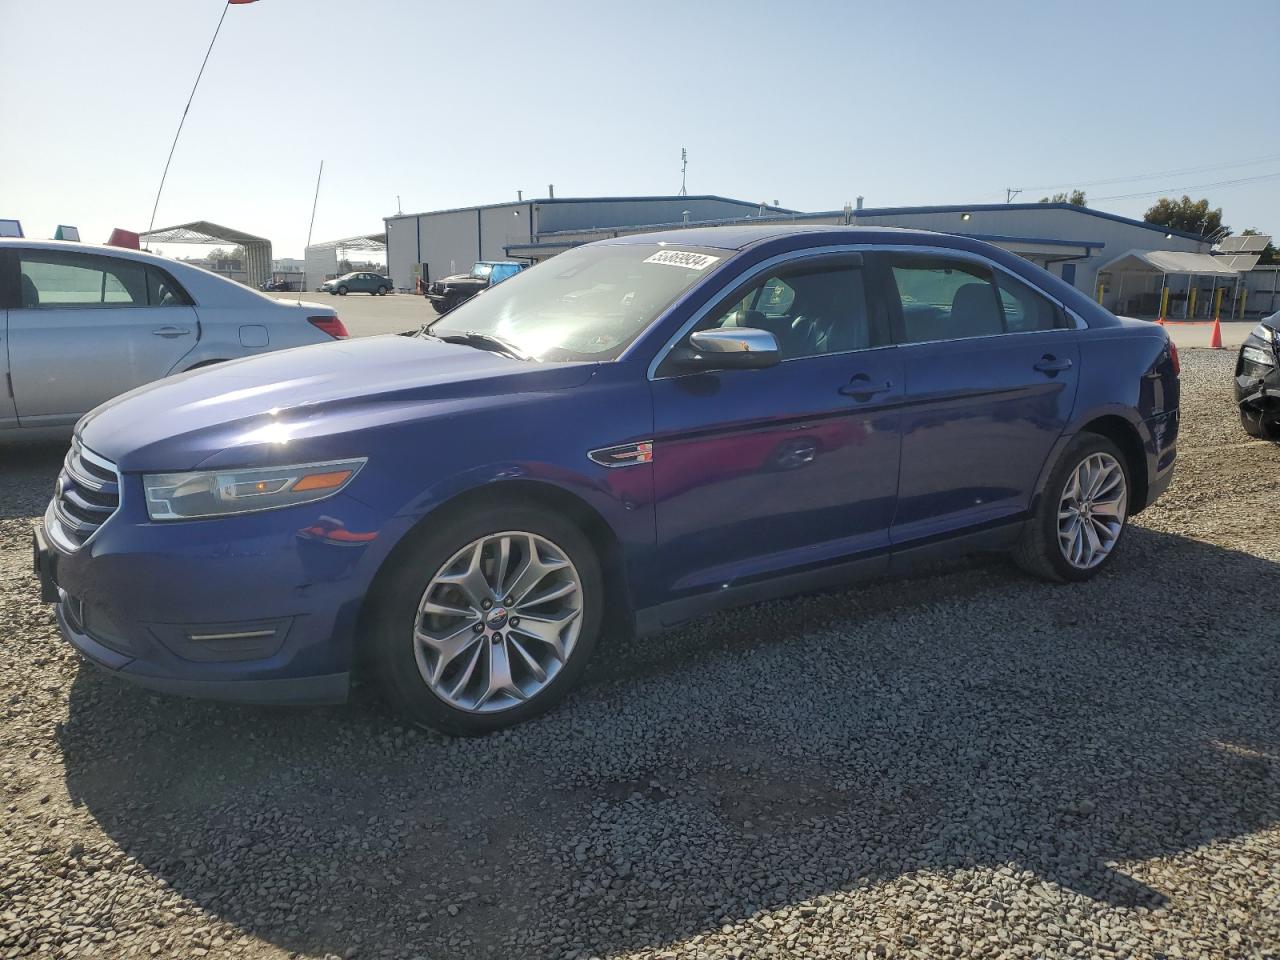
1099;249;1240;277
138;220;273;288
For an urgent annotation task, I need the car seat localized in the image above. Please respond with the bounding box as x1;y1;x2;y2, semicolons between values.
948;282;1003;338
20;273;39;307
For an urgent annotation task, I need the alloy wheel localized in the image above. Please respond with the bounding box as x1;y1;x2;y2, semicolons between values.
1057;452;1127;570
413;531;583;713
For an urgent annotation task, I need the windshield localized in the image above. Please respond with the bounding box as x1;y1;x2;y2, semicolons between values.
469;263;494;279
427;243;726;362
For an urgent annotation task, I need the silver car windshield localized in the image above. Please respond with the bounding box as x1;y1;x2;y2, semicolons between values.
428;243;725;362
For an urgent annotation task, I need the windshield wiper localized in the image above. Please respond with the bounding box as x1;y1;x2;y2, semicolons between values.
436;331;533;361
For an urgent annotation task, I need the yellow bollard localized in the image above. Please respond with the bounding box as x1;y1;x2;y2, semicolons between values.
1212;287;1224;320
1188;286;1198;320
1097;282;1105;304
1241;288;1249;318
1159;287;1170;321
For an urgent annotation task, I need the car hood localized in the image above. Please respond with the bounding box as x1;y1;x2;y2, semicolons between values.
78;335;596;472
436;273;484;285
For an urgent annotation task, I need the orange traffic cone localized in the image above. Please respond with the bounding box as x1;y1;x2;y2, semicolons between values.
1209;316;1223;349
1155;315;1165;326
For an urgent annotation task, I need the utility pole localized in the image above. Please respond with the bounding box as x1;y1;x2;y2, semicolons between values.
679;147;688;197
1005;187;1022;203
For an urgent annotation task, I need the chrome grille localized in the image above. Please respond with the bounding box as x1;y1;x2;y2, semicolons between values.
47;438;120;551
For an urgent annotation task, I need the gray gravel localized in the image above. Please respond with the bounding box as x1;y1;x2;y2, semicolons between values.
1;348;1277;960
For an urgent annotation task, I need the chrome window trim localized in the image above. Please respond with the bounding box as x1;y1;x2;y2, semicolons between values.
645;242;1086;381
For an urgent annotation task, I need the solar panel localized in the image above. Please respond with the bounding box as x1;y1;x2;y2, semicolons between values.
1214;253;1262;272
1218;234;1270;253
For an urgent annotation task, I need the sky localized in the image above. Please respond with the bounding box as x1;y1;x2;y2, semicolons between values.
2;0;1279;258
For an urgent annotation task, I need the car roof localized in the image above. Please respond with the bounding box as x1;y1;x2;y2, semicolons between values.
603;223;957;251
0;236;196;268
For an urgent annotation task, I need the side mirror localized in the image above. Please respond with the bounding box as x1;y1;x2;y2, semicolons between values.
679;328;780;371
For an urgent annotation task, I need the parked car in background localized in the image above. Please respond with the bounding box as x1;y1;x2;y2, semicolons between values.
424;260;523;314
0;238;348;438
261;278;298;292
1236;310;1280;440
321;272;392;296
33;225;1178;736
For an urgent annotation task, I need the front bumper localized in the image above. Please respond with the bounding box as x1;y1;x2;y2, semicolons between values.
34;487;408;706
1234;340;1280;425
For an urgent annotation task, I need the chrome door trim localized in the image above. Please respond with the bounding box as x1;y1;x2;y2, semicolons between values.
644;242;1087;381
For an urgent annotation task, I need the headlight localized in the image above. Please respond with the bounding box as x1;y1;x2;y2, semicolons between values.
143;458;366;521
1242;345;1274;367
1252;323;1277;344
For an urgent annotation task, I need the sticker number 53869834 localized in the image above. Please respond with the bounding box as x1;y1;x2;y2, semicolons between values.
643;250;721;270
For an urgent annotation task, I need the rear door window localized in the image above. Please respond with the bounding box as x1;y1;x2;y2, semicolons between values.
886;257;1003;343
18;251;148;308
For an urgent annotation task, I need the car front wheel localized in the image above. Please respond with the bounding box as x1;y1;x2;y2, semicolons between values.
369;504;604;735
377;285;389;296
1014;433;1131;582
1240;407;1279;441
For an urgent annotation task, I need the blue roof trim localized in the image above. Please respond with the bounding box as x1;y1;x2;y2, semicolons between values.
844;202;1203;243
959;232;1105;250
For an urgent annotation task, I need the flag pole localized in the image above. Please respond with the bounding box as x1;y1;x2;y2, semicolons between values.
146;1;233;240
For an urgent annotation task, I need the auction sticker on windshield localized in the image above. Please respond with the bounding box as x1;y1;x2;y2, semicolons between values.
643;250;721;270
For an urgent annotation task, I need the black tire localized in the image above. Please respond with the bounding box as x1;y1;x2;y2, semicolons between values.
1240;407;1279;441
337;285;348;296
368;503;604;736
1014;433;1131;583
428;299;449;315
376;285;389;296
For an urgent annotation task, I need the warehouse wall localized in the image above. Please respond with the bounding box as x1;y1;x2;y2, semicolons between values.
535;198;776;233
479;203;532;261
384;217;419;291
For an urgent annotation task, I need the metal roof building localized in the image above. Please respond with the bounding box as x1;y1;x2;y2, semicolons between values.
381;195;1248;317
383;196;794;292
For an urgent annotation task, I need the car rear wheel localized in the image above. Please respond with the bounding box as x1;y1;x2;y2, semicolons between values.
337;285;348;295
368;504;603;736
1014;433;1130;582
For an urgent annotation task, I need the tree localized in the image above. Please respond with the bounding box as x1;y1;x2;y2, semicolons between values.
1143;196;1226;238
1039;190;1087;206
1242;228;1279;265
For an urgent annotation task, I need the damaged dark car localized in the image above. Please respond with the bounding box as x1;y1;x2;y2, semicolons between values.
1236;311;1280;441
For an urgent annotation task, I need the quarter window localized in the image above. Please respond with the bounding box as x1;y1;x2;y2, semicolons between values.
995;272;1063;332
703;258;873;360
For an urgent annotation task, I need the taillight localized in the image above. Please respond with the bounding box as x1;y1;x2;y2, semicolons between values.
1168;338;1180;375
308;315;349;339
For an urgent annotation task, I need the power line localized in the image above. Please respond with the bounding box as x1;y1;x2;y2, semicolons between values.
1092;170;1280;202
1018;151;1280;194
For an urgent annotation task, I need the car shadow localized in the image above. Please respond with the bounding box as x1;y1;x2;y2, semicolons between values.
57;527;1279;958
0;439;67;519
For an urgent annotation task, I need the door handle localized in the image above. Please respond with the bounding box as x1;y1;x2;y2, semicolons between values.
839;373;893;401
1033;354;1073;375
152;326;192;338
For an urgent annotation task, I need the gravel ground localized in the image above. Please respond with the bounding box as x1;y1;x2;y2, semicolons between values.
1;349;1277;960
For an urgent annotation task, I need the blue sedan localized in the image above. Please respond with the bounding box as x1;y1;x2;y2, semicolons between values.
33;225;1179;735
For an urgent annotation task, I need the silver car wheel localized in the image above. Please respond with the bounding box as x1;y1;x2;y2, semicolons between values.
413;531;583;714
1057;452;1127;570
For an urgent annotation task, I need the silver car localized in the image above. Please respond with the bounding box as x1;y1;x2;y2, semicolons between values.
0;239;348;438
